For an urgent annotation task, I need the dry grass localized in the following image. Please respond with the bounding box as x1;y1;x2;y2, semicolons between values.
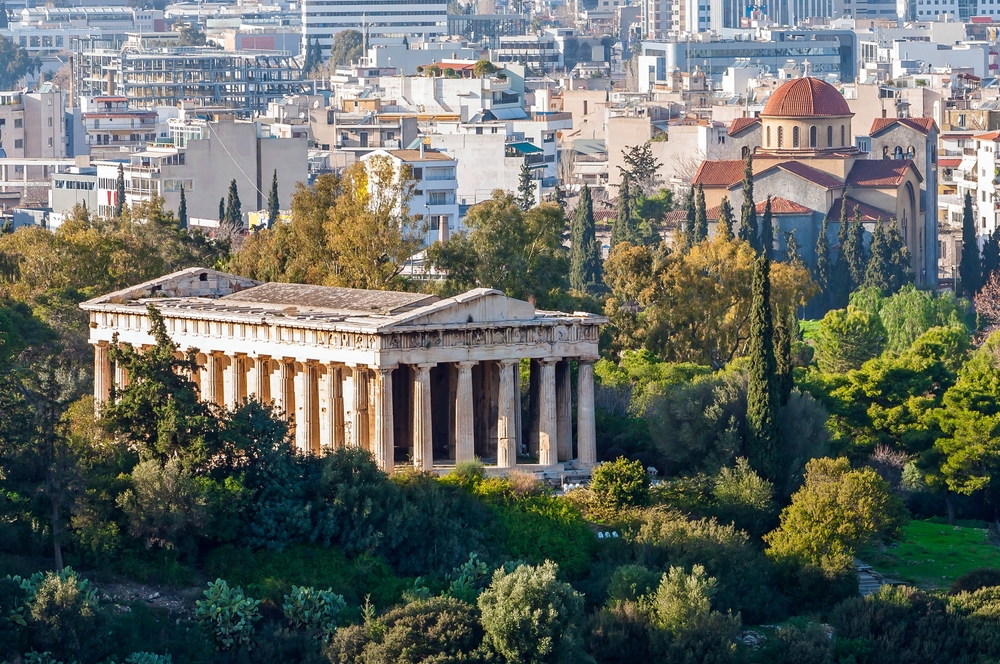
507;470;542;497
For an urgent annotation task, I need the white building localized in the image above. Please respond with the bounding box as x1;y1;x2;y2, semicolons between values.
361;147;460;246
974;130;1000;240
301;0;448;55
429;132;532;206
376;74;525;117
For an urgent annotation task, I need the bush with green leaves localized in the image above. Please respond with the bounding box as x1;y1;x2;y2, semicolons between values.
951;568;1000;595
124;653;173;664
585;600;653;663
445;553;491;603
11;568;99;659
711;457;776;537
195;579;261;651
478;561;587;664
606;564;660;605
591;457;650;508
814;306;886;373
282;585;346;642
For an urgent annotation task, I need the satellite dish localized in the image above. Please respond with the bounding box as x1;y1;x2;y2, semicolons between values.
299;111;305;119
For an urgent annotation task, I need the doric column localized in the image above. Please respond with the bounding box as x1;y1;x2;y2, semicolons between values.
556;360;572;461
114;355;129;393
200;352;222;406
497;359;518;469
412;363;434;471
538;358;557;466
577;358;597;466
374;366;396;472
455;361;476;463
324;363;346;449
228;354;247;409
351;364;369;448
250;355;271;403
300;361;319;454
275;358;295;418
93;341;110;410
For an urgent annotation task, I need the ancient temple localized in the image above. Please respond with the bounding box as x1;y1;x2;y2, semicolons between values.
81;268;605;473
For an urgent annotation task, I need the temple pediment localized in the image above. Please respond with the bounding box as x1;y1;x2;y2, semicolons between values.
384;288;539;328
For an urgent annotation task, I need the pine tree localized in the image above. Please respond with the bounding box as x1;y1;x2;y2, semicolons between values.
611;178;640;247
178;184;188;230
982;227;1000;283
114;163;126;218
759;196;774;259
694;183;708;243
845;205;868;289
570;184;602;293
219;197;226;224
225;179;242;228
0;2;9;30
738;154;757;249
813;216;834;311
746;251;780;482
683;187;696;250
886;219;911;292
717;196;734;241
516;159;535;211
774;307;794;406
0;218;12;234
959;191;982;297
267;169;280;229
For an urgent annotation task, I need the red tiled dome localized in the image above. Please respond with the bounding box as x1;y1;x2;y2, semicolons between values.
761;77;851;118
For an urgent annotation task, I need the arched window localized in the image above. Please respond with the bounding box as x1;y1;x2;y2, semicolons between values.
793;126;800;148
894;146;904;160
840;125;846;147
810;125;817;148
741;145;750;159
906;145;916;159
766;126;771;147
882;146;889;159
827;125;833;148
778;126;784;148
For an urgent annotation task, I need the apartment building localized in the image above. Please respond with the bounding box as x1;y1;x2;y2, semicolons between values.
301;0;448;55
81;96;158;161
0;86;68;182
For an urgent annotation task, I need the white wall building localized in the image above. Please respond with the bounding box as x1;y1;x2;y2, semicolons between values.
428;132;530;206
301;0;448;55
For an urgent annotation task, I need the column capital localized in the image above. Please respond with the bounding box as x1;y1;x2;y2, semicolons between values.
94;339;109;348
374;364;398;374
577;356;599;364
456;360;477;370
497;358;519;369
415;362;437;371
540;357;560;365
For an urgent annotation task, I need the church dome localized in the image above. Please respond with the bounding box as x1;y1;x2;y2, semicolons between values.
761;77;851;118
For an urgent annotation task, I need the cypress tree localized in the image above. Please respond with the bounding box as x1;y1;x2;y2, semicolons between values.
759;196;774;259
570;184;602;293
845;205;868;288
683;187;696;250
813;216;834;311
833;196;852;307
225;179;242;228
886;219;911;291
717;196;734;241
611;178;640;247
982;227;1000;283
784;229;805;269
114;163;126;218
267;169;279;229
1;218;12;234
694;183;708;243
178;184;188;230
516;159;535;211
959;191;982;297
863;218;891;293
746;251;780;482
738;154;757;249
219;197;226;224
774;307;794;406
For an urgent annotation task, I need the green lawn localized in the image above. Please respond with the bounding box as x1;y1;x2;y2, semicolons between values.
799;319;821;341
861;519;1000;589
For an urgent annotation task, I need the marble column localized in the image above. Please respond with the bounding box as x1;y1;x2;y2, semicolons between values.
300;361;319;454
351;364;369;448
227;354;247;409
556;360;573;461
250;355;271;403
538;358;557;466
275;358;295;418
412;363;434;471
497;360;518;469
455;361;476;463
200;352;222;405
577;358;597;466
325;363;346;449
114;356;129;394
374;366;395;472
93;341;110;409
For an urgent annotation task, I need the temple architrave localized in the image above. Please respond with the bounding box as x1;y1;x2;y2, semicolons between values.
81;268;605;473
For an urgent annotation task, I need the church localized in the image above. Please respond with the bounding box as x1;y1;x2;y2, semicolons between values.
693;77;938;288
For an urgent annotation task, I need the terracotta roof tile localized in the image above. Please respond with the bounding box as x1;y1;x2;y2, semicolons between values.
869;117;937;136
728;117;761;136
975;130;1000;141
826;196;894;223
707;196;812;218
759;161;844;189
761;77;851;117
692;160;746;187
939;158;962;167
846;159;919;187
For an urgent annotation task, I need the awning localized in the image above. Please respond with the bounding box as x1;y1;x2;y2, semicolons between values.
490;107;529;120
507;141;543;154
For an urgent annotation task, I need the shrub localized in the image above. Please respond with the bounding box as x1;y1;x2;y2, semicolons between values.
15;568;99;659
282;585;346;642
195;579;261;651
116;457;209;554
952;568;1000;595
356;597;486;663
124;653;173;664
444;553;491;603
478;561;587;664
814;307;886;373
585;601;653;663
650;565;717;632
606;564;659;605
760;622;834;664
711;457;776;537
764;457;907;574
591;457;650;508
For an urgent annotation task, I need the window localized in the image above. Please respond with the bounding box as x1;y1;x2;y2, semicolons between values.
742;145;750;159
810;126;817;148
47;117;52;127
840;125;845;146
13;119;22;129
48;138;53;147
412;167;423;180
14;139;22;149
427;191;449;205
792;126;799;148
766;126;771;147
883;146;890;159
894;146;903;159
827;125;833;147
777;126;783;148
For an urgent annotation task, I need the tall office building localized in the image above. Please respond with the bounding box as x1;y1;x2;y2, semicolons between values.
301;0;448;54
